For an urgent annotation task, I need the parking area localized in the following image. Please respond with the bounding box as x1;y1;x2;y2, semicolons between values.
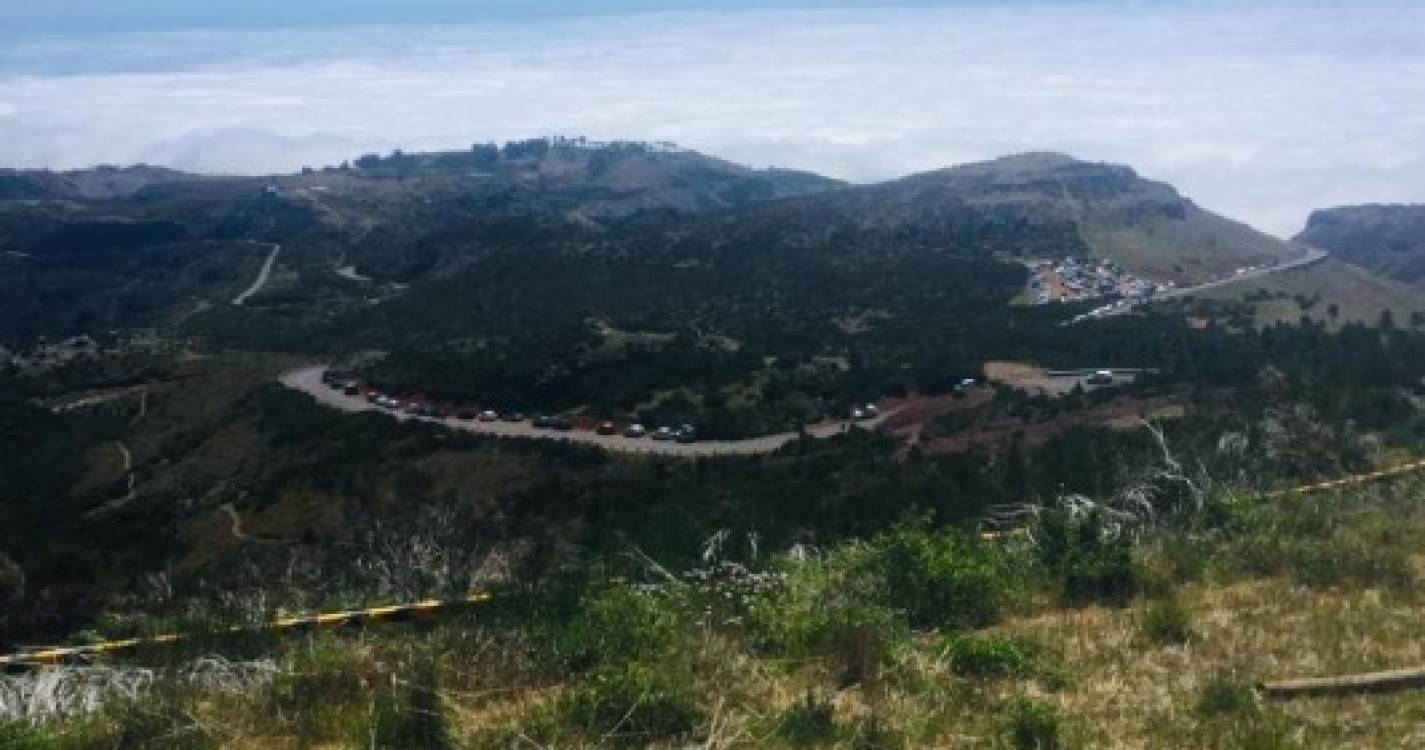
984;361;1142;397
284;366;893;457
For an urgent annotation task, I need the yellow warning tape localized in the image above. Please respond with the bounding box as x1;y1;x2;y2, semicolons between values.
1264;457;1425;499
0;592;495;671
3;459;1423;671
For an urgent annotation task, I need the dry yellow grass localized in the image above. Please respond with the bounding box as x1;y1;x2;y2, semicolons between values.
992;577;1425;747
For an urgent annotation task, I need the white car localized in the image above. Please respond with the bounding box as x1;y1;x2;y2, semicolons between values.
478;410;499;422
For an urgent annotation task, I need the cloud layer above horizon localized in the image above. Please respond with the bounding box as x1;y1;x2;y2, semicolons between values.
1;2;1422;235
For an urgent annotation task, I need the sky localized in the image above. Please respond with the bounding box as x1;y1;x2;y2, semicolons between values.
1;1;1422;236
0;1;1012;33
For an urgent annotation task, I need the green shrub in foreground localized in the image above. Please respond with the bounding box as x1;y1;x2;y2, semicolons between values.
1139;594;1194;645
749;557;907;685
1190;675;1302;749
1003;697;1061;750
260;640;373;741
1036;509;1138;605
0;722;72;750
849;714;900;749
751;523;1013;683
941;633;1040;678
775;690;839;746
562;663;703;747
1288;535;1414;591
357;663;453;750
863;524;1006;629
1196;675;1259;718
541;585;680;673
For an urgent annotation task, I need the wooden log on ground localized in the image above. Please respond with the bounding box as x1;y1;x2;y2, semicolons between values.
1261;667;1425;699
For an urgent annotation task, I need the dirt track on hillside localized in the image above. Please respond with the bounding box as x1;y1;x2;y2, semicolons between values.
232;243;281;306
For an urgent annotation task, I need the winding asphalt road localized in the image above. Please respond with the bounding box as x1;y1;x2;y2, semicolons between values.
1097;246;1328;317
281;366;889;457
232;243;282;306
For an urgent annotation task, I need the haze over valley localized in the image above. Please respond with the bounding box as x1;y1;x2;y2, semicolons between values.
3;1;1424;235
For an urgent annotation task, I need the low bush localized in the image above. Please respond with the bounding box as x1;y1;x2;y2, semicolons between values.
941;634;1039;678
752;523;1015;684
97;688;220;750
1188;675;1300;748
1196;675;1258;718
864;524;1005;629
1139;594;1194;645
1036;509;1138;605
358;664;453;750
0;722;70;750
849;714;899;750
541;585;681;674
750;556;908;685
775;690;839;745
1289;535;1414;591
1003;697;1060;750
562;663;703;746
261;641;374;740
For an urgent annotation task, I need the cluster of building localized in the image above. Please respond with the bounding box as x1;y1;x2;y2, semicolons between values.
0;334;171;376
1026;258;1176;307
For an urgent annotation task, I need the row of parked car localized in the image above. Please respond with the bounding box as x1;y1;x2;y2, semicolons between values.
322;372;700;443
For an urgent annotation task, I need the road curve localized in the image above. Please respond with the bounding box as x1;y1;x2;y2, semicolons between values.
1157;247;1329;301
1098;246;1328;318
280;366;890;457
233;243;282;306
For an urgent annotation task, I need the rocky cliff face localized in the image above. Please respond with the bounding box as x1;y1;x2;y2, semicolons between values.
1298;204;1425;284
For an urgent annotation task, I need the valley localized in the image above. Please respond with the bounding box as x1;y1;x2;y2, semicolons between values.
1;140;1423;749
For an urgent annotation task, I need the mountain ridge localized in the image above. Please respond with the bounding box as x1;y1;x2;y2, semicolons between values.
1297;203;1425;284
0;140;1307;348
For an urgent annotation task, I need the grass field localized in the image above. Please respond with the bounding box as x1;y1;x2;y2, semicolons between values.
1080;208;1300;285
1192;259;1425;330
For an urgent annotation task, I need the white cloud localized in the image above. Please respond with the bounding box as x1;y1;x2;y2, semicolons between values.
1;2;1422;235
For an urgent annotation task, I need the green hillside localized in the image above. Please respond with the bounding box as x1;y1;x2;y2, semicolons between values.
1191;258;1425;330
